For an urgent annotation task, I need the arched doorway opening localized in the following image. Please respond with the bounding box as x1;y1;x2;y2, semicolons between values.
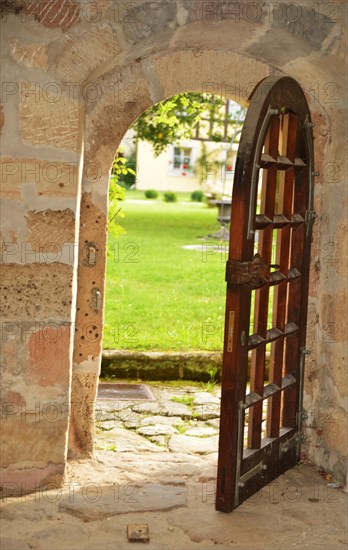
68;49;332;512
68;49;261;461
93;92;246;487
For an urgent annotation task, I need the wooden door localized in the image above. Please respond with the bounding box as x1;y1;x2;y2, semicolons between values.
216;75;315;512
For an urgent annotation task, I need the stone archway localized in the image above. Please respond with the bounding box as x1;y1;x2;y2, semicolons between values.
1;2;345;492
68;42;337;477
68;49;272;458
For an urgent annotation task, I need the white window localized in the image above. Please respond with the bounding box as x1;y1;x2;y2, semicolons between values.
169;146;193;174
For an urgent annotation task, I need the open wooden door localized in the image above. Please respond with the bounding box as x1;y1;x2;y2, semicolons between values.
216;75;316;512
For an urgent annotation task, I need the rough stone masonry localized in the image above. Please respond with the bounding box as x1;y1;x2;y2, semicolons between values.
0;0;347;492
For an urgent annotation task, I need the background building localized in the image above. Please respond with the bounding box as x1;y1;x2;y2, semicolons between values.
135;137;238;197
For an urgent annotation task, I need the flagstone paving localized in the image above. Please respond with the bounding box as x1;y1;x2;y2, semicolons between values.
1;383;346;550
95;384;221;454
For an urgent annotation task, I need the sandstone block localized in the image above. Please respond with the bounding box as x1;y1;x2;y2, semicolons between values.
54;26;122;84
0;103;4;134
9;38;48;69
68;371;99;458
0;157;79;199
121;1;177;44
72;192;107;363
320;291;347;343
322;406;347;458
28;325;71;387
270;2;335;50
20;82;79;152
331;219;348;278
0;263;74;320
84;63;151;164
1;414;68;466
26;209;75;254
149;50;268;107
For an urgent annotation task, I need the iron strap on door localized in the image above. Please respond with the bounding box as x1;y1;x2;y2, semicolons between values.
216;76;316;513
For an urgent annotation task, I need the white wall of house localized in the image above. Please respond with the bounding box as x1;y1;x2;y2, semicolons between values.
136;140;199;192
135;138;238;196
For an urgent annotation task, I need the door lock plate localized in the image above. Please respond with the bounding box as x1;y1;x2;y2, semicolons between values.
226;253;268;286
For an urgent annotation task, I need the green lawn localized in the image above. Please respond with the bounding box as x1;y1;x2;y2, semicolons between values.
103;192;228;351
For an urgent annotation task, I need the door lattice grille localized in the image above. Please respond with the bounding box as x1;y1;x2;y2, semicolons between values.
216;76;315;513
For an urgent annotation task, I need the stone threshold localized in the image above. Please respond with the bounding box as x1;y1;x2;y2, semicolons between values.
101;350;222;382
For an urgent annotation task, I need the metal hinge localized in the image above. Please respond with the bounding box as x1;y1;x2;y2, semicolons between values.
84;242;98;267
279;433;299;457
91;288;101;313
305;210;317;236
306;210;317;223
299;410;308;421
226;253;268;286
238;461;267;487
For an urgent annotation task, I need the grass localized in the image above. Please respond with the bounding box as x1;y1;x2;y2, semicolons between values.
170;395;195;406
104;190;227;351
175;421;189;434
200;367;219;392
103;190;274;352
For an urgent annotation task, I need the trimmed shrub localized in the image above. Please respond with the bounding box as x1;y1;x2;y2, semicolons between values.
144;189;159;199
191;190;204;202
163;191;177;202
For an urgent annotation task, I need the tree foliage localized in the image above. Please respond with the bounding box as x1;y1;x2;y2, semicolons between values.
131;93;245;156
107;94;246;237
107;153;135;240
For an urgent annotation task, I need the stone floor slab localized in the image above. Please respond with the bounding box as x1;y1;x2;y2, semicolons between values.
140;415;182;426
137;424;178;436
58;483;187;521
0;539;30;550
29;524;89;550
96;427;166;453
184;426;218;437
168;434;219;454
160;400;193;417
131;402;162;414
192;404;220;419
193;392;220;406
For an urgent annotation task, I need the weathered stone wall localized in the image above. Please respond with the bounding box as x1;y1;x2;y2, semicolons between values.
1;1;346;489
0;1;85;491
